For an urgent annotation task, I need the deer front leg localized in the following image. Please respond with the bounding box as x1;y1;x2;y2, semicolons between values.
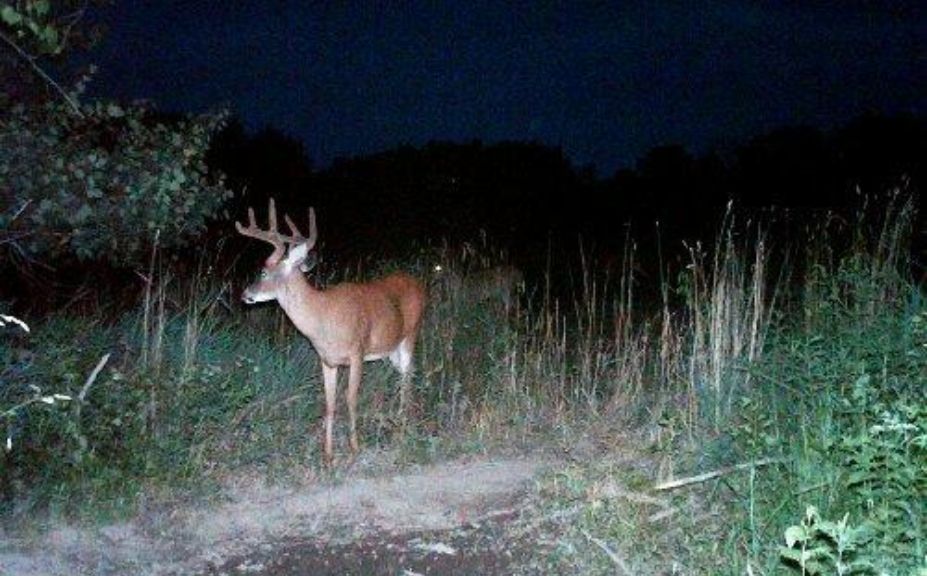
346;356;363;453
321;362;338;465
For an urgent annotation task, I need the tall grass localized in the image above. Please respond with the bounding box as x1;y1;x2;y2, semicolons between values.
526;192;924;574
0;210;771;515
1;193;923;574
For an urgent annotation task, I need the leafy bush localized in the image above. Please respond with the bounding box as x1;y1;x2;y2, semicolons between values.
780;506;875;575
0;99;231;264
2;0;231;266
770;254;925;572
0;0;70;56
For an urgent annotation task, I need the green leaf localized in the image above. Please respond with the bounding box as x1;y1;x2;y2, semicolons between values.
1;5;23;26
784;525;808;547
31;0;50;16
816;519;841;541
40;24;58;50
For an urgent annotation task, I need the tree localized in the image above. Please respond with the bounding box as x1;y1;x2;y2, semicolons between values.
1;1;231;267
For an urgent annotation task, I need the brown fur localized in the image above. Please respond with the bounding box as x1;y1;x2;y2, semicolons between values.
238;201;425;464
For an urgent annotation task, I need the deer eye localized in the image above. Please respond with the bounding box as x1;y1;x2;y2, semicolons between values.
260;270;270;280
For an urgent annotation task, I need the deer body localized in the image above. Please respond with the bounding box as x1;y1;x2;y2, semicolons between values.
237;200;424;463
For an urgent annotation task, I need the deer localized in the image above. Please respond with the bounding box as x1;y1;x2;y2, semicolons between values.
236;199;425;464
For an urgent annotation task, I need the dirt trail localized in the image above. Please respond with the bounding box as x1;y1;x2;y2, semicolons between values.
0;454;551;576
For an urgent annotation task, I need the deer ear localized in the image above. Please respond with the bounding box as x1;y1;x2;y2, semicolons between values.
283;242;309;273
299;251;319;273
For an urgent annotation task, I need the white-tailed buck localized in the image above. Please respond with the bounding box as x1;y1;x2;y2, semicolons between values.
236;199;425;464
435;264;524;315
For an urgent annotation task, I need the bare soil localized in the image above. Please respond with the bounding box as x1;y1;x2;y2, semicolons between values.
0;454;553;576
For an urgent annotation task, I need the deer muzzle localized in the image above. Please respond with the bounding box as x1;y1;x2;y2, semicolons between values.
241;287;258;304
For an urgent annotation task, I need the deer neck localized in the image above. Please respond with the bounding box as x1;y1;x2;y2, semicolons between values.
275;272;325;338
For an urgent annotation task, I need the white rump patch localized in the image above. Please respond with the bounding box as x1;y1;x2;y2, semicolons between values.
388;339;413;374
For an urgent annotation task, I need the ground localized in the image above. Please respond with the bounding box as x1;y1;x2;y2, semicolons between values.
0;453;558;576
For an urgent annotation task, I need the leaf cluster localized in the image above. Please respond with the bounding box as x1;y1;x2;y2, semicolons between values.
1;0;105;56
1;99;231;265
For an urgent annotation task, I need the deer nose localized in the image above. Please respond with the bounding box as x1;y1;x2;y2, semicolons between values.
242;290;256;304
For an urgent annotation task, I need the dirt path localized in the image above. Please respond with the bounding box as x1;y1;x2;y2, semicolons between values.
0;454;552;576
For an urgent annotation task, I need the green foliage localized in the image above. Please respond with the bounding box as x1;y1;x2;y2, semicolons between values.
0;99;231;264
834;369;926;562
1;0;64;55
0;243;538;518
780;506;875;575
733;315;926;575
2;0;230;265
778;265;926;573
0;308;312;517
736;237;925;573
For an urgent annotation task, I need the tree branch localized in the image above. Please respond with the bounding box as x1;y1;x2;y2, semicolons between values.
0;29;84;117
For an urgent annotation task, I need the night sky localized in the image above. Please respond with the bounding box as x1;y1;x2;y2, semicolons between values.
86;1;925;175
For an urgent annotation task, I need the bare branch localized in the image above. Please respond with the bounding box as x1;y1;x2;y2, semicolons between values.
0;231;35;246
79;353;110;402
653;457;783;492
10;199;32;221
0;29;84;117
57;1;89;52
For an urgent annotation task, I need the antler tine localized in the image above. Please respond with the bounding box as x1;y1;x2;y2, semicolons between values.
267;198;278;234
236;205;279;243
234;207;254;235
283;213;303;240
235;198;317;264
236;198;287;264
307;207;318;249
247;207;257;228
281;207;318;250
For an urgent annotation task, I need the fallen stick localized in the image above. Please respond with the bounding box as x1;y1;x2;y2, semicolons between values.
80;353;111;402
648;507;678;523
653;457;783;492
581;529;631;575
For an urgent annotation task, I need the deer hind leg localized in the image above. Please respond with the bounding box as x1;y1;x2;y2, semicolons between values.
321;362;338;465
346;356;363;453
389;338;415;418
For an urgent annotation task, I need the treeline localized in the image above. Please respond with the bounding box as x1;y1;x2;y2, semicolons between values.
210;113;925;275
2;109;922;313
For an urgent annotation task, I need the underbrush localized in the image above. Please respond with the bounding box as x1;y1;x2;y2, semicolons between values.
0;240;580;521
1;195;924;575
537;296;925;575
531;195;926;574
717;197;925;574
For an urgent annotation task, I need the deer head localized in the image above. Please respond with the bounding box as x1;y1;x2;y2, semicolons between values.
236;198;318;304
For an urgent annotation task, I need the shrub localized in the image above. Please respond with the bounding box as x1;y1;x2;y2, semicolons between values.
0;99;231;265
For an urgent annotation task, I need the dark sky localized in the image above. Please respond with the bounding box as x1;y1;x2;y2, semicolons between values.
87;1;925;175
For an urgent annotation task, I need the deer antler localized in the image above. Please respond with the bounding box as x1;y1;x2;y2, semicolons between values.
282;207;318;250
235;199;318;265
236;198;286;265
